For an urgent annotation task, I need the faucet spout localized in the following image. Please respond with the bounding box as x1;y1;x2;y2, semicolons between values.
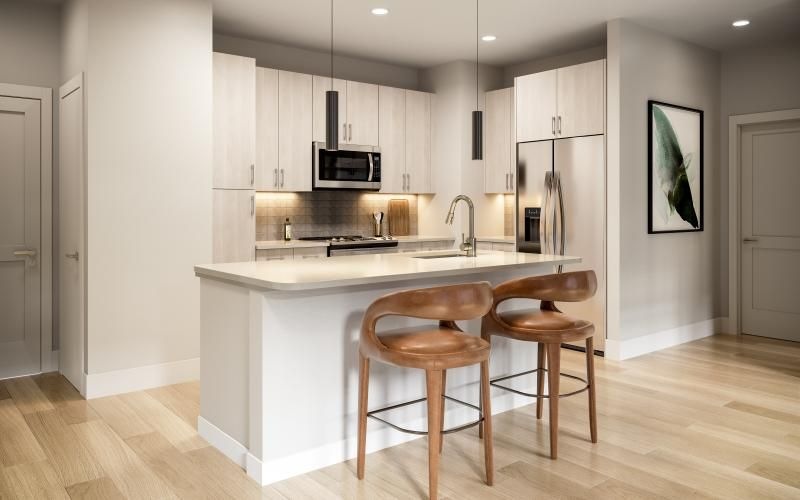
445;195;477;257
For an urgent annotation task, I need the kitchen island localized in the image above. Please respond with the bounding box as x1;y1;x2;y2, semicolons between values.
194;250;580;485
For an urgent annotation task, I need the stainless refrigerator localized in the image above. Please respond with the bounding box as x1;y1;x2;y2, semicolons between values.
516;136;606;351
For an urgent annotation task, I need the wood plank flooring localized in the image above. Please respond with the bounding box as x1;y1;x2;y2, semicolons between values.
0;334;798;499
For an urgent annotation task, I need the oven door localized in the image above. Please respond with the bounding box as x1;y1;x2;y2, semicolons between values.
313;142;381;190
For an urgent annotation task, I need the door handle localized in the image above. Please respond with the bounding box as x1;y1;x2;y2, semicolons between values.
14;250;37;257
742;238;758;243
65;252;79;260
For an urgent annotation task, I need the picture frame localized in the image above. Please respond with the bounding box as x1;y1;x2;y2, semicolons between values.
647;100;704;234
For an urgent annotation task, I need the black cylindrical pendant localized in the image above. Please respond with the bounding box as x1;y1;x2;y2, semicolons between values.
325;90;339;151
472;110;483;160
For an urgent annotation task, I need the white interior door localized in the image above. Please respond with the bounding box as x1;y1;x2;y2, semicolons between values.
741;119;800;342
59;76;85;392
0;95;41;379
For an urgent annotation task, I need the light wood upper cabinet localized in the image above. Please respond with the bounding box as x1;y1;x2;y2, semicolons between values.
212;189;255;263
278;71;313;192
213;52;256;189
485;88;514;194
405;90;432;193
346;81;379;145
312;76;347;143
255;67;279;191
556;60;605;138
378;86;406;194
515;69;557;143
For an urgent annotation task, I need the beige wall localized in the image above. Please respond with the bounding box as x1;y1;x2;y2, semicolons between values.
718;40;800;317
607;19;721;342
85;0;213;374
214;33;420;90
417;61;505;239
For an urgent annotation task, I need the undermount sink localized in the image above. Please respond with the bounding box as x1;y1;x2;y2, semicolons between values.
413;253;467;259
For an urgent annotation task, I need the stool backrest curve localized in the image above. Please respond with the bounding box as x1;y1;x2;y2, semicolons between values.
493;271;597;305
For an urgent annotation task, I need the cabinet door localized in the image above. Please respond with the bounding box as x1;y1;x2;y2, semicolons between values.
293;247;328;260
312;76;347;143
378;86;406;193
491;242;515;252
256;249;293;261
213;189;255;263
556;60;605;138
278;71;313;192
213;53;256;189
396;242;421;253
515;70;557;143
256;67;279;191
405;90;432;193
346;81;379;145
484;88;514;194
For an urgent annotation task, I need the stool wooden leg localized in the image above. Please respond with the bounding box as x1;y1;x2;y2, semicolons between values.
536;345;546;420
545;343;561;459
426;370;443;500
480;360;494;486
439;370;447;454
478;379;484;440
357;353;369;480
586;336;598;443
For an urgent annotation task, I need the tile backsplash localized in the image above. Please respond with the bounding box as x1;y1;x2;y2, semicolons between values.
504;194;515;237
256;192;418;241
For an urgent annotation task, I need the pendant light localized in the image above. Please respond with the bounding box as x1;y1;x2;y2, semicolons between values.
471;0;483;160
325;0;339;151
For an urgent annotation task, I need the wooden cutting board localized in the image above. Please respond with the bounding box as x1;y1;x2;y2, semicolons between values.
388;199;410;236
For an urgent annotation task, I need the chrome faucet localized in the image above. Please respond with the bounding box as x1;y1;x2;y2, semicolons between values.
445;195;477;257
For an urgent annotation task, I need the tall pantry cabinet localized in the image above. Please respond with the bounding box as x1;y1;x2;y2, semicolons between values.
212;52;256;263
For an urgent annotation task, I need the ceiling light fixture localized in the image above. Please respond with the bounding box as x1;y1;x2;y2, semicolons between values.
472;0;483;160
732;19;750;27
326;0;338;151
481;35;496;42
371;7;389;16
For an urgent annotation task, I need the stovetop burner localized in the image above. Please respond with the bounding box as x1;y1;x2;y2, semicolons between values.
299;235;394;243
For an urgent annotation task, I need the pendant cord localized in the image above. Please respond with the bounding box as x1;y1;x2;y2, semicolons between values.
475;0;479;108
330;0;334;88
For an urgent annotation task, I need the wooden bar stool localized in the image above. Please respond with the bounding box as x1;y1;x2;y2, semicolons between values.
357;282;495;500
480;271;598;459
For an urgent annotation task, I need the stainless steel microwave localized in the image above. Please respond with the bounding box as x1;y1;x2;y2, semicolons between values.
313;142;381;190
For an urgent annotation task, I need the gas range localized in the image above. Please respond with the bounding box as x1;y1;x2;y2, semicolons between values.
298;235;398;255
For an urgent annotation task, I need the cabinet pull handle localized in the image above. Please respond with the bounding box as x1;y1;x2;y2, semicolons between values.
557;115;562;134
505;173;509;190
250;195;255;216
348;123;352;142
250;164;255;186
273;168;278;187
343;123;347;140
552;116;555;135
510;173;514;190
280;169;285;187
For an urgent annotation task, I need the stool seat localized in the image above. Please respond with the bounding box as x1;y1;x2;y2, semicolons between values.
379;326;490;370
496;309;594;343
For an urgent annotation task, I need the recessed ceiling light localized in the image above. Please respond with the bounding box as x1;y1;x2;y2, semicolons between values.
732;19;750;27
371;7;389;16
481;35;497;42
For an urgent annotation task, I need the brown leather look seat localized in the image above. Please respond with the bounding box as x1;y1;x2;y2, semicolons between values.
357;282;494;500
481;271;598;460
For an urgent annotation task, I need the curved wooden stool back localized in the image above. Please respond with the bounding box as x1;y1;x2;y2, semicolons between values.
482;270;598;459
357;282;495;500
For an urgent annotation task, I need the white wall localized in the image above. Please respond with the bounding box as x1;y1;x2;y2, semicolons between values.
214;33;420;90
0;0;61;90
607;19;721;343
718;40;800;318
85;0;213;374
417;61;505;239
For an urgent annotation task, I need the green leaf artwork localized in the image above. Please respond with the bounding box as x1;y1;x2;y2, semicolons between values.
652;105;699;228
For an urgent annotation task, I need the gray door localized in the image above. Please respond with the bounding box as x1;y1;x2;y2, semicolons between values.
0;96;41;379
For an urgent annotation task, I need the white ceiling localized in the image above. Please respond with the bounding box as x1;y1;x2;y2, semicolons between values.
211;0;800;68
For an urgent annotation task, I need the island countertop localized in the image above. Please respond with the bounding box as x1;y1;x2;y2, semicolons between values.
195;251;580;292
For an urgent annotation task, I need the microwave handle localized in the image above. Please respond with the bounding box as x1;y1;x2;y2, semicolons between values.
367;153;374;181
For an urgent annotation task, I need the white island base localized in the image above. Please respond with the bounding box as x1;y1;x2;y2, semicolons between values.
195;251;580;485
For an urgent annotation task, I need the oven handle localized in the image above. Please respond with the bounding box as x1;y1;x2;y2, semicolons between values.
367;153;374;181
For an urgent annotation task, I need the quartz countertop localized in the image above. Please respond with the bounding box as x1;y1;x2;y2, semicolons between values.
195;250;579;292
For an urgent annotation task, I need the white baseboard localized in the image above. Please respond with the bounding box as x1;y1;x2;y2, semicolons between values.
246;390;533;486
84;357;199;399
198;416;248;468
605;317;727;361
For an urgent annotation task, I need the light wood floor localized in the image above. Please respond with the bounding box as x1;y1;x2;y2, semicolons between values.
0;334;798;499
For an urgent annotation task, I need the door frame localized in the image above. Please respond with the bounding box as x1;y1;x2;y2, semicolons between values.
0;82;54;371
727;108;800;336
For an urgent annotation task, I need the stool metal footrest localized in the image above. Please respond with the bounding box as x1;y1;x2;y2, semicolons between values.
489;368;589;399
366;395;483;436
